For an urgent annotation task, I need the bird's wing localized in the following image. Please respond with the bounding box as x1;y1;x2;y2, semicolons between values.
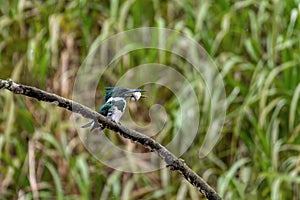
98;101;112;116
106;99;126;120
106;101;116;118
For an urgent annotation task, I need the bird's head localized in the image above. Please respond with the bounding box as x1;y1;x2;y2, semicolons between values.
105;87;146;101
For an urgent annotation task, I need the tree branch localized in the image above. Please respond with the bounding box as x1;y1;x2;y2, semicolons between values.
0;78;222;200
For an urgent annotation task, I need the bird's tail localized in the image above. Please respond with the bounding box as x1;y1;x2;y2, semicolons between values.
81;121;103;132
81;121;94;128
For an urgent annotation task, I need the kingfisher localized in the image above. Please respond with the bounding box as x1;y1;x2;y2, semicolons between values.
81;87;146;131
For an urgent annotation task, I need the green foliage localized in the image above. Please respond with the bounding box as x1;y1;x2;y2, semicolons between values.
1;0;300;199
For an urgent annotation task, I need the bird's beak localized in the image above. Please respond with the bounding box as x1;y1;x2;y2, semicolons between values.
140;95;147;98
133;89;146;93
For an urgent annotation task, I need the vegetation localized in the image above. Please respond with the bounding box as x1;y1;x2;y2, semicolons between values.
1;0;300;199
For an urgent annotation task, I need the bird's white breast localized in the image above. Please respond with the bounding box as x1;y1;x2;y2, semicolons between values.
110;107;123;122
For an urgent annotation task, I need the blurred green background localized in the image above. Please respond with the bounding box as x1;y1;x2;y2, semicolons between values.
1;0;300;199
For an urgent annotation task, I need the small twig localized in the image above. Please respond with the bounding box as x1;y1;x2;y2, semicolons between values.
0;78;222;200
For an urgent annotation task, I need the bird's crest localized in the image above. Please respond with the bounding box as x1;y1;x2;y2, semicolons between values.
104;87;115;102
